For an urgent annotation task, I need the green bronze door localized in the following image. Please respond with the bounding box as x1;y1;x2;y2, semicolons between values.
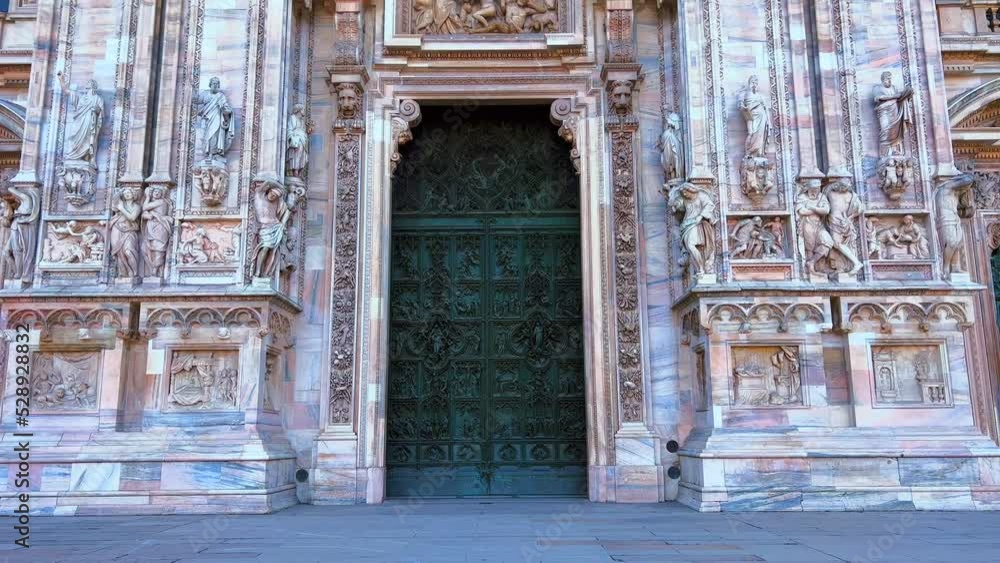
386;106;587;497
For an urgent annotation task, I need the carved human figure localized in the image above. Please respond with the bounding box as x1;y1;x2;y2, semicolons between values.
469;0;499;28
935;174;975;275
740;75;769;158
769;347;801;405
252;178;302;278
873;71;913;157
0;198;10;270
286;103;310;178
660;112;684;184
57;73;104;165
795;179;836;275
824;180;864;274
141;187;173;277
2;186;40;280
44;221;105;264
670;183;717;276
179;225;223;264
609;80;633;119
109;187;142;278
413;0;465;34
195;77;235;162
730;216;763;259
887;215;930;259
336;83;361;120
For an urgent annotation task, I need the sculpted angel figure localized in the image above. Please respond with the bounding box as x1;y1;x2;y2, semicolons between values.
660;112;684;184
286;103;310;178
195;77;235;161
109;187;142;278
142;187;173;277
670;182;717;276
874;71;913;157
935;174;975;276
58;73;104;165
740;75;769;158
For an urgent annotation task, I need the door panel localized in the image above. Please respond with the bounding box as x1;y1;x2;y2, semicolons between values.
386;106;585;497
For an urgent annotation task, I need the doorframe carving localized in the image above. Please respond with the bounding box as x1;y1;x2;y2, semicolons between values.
349;77;642;503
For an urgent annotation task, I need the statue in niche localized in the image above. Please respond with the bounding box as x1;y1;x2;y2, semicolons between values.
935;174;975;276
660;112;684;185
873;71;913;158
57;73;103;165
825;179;864;274
57;73;104;207
740;75;769;158
285;103;311;179
195;77;235;164
730;216;783;260
669;182;717;278
141;186;173;277
109;187;142;278
739;75;775;202
2;185;40;280
252;177;304;278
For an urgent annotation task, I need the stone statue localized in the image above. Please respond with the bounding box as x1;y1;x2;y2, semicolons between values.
414;0;465;35
252;177;303;278
879;155;914;201
660;112;684;184
195;77;235;163
874;71;913;157
109;187;142;278
286;104;310;178
795;179;836;276
0;197;11;269
57;73;104;165
2;185;40;280
740;75;769;158
824;179;864;275
669;182;717;277
935;174;975;276
141;186;173;277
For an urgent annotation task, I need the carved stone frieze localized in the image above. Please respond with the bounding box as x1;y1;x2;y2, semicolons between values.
141;304;266;338
731;346;803;407
973;171;1000;210
843;300;972;334
33;352;100;411
7;305;127;342
872;345;950;406
41;220;105;266
165;350;238;411
705;301;828;335
606;8;635;63
409;0;561;35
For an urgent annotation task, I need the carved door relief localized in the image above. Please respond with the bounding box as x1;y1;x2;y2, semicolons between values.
386;106;586;497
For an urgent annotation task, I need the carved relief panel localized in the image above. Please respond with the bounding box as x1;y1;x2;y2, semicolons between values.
32;352;100;411
870;344;950;407
163;350;239;411
729;345;804;408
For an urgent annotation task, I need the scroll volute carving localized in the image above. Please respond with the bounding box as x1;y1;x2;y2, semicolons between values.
550;98;581;175
390;99;422;177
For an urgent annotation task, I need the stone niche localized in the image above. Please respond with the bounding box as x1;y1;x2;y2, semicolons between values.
385;0;584;50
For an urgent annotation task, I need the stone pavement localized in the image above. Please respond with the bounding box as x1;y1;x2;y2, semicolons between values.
3;500;1000;562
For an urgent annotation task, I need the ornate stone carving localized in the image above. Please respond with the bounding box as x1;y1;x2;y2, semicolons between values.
336;83;362;121
251;175;304;279
57;73;103;207
41;221;105;265
877;155;914;202
191;163;228;207
667;182;717;279
866;215;930;260
109;187;142;279
390;99;422;176
549;98;581;175
607;8;635;63
731;346;802;407
192;77;234;206
608;80;635;122
2;185;40;280
286;103;311;179
739;76;775;202
873;71;913;158
412;0;560;35
141;186;173;278
178;222;240;265
32;352;100;410
730;216;784;260
872;345;949;406
973;171;1000;209
660;112;684;185
166;351;238;411
796;178;863;277
935;174;975;278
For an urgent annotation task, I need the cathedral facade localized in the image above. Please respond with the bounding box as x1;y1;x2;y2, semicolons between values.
1;0;999;513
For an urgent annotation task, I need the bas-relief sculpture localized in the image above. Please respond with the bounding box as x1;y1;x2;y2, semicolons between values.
866;215;930;260
32;352;100;410
730;216;784;260
109;187;142;279
193;77;234;207
166;351;238;411
935;174;975;278
41;220;105;265
872;345;949;406
795;179;863;277
413;0;560;35
56;73;103;207
731;346;802;407
178;222;239;265
739;75;775;203
668;182;717;280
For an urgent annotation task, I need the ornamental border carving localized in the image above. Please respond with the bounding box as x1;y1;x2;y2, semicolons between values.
843;299;973;334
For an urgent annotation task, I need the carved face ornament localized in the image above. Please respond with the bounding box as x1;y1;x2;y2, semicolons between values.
611;81;632;115
337;85;360;118
209;77;221;93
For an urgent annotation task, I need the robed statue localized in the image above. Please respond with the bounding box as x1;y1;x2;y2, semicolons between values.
57;73;104;165
196;77;235;162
